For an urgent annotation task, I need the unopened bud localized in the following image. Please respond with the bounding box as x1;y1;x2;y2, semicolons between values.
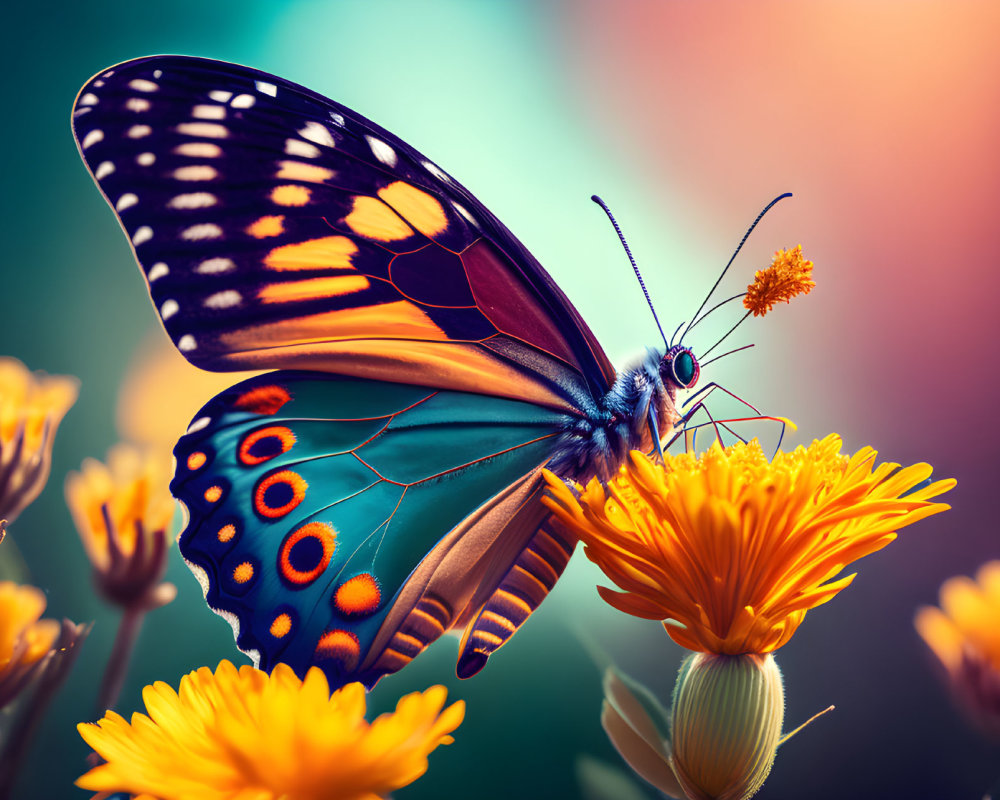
671;653;784;800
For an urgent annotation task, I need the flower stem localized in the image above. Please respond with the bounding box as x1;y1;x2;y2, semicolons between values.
98;606;144;713
0;621;89;800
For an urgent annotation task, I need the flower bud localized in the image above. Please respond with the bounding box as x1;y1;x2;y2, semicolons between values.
671;653;784;800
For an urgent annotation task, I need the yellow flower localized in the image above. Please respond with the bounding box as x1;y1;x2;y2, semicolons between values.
77;660;465;800
0;357;78;522
543;435;954;655
65;444;176;609
742;245;814;317
915;561;1000;737
0;581;60;707
116;331;261;452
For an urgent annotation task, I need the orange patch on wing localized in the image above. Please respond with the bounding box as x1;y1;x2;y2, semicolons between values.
238;425;296;466
335;573;381;617
275;160;334;183
233;384;292;415
220;300;447;353
270;613;292;638
204;485;223;503
315;629;360;670
233;561;254;584
254;470;307;519
344;195;414;242
186;451;207;470
263;236;358;271
258;275;370;304
270;185;311;206
278;521;337;585
217;523;236;543
378;181;448;236
246;215;285;239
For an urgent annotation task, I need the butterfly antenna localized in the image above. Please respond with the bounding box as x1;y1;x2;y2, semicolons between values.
678;192;792;345
592;195;669;349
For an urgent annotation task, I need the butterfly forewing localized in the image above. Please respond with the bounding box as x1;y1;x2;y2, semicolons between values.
72;56;615;400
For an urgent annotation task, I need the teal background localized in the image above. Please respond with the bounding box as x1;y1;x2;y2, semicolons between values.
0;1;995;798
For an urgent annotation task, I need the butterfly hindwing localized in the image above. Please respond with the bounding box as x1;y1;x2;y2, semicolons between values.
72;56;615;402
172;370;572;686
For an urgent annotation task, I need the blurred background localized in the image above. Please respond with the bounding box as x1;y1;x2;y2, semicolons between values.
1;0;998;797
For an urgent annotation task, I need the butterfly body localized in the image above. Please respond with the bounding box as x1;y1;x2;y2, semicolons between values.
71;55;698;688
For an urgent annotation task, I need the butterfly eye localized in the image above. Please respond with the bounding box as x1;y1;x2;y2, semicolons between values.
662;346;700;389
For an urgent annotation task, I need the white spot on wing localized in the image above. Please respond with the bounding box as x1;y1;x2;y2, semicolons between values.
204;290;242;309
187;416;211;433
366;135;397;167
174;142;222;158
136;152;155;166
173;165;218;181
153;69;162;79
453;202;477;226
160;299;179;320
81;129;104;149
128;78;158;92
424;161;451;182
181;223;223;240
127;124;152;138
147;262;169;281
115;193;138;212
209;90;233;102
176;122;228;139
125;97;151;112
298;121;335;147
178;335;197;351
284;138;320;158
192;104;226;120
167;192;217;209
230;94;255;109
255;80;277;96
94;161;115;180
329;111;345;127
132;226;153;246
93;79;106;87
196;257;235;274
78;93;98;106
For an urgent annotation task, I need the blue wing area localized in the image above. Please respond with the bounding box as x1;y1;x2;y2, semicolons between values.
172;370;572;688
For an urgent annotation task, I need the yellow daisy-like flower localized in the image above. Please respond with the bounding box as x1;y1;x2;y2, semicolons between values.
77;660;465;800
0;581;60;707
543;435;954;655
65;444;176;610
0;357;78;523
743;244;814;317
916;561;1000;737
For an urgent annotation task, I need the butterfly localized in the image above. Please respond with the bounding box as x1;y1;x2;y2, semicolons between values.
71;56;710;690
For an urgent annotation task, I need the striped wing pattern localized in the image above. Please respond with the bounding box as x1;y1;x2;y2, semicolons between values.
71;56;615;404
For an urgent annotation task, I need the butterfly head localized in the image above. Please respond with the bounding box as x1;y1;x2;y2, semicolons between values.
660;345;700;390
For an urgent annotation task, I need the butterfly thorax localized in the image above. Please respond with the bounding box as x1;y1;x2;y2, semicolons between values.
549;350;681;482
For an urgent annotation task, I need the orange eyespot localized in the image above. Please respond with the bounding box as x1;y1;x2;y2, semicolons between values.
270;612;292;638
315;629;360;670
232;561;254;584
217;523;236;543
204;485;223;503
187;451;207;470
278;522;336;585
254;470;307;519
238;425;296;466
233;384;292;416
334;573;381;617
